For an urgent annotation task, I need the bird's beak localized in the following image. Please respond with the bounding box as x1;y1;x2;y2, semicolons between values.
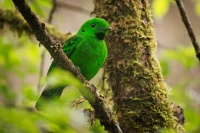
98;26;112;32
105;26;112;31
95;26;112;40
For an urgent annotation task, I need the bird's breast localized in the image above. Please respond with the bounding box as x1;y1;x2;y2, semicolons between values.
70;40;107;80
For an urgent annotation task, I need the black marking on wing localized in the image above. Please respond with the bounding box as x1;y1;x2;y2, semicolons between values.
47;35;83;74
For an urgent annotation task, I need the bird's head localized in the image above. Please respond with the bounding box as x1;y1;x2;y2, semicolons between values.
78;18;111;40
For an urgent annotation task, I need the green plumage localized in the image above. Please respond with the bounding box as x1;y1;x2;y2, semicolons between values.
36;18;111;110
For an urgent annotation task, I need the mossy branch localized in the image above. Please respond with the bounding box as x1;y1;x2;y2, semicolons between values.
0;8;69;43
93;0;185;132
11;0;122;133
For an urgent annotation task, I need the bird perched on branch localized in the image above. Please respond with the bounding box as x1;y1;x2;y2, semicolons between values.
36;18;111;110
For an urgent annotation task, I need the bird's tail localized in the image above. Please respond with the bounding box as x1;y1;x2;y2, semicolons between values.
35;85;65;111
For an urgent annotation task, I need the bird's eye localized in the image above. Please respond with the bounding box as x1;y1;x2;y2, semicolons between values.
91;23;96;28
82;29;85;32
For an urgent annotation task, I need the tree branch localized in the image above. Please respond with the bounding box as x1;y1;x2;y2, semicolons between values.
175;0;200;61
56;1;91;15
48;0;56;23
0;8;69;43
11;0;122;133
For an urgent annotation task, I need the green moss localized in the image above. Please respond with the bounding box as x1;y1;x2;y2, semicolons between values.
0;8;70;43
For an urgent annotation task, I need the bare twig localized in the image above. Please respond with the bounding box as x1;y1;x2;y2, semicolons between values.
11;0;122;132
37;49;45;92
175;0;200;61
57;1;91;15
48;0;56;23
37;0;57;93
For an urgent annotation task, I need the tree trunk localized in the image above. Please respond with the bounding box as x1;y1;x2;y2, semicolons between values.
93;0;185;132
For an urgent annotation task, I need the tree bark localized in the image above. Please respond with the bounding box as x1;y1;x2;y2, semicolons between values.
93;0;185;132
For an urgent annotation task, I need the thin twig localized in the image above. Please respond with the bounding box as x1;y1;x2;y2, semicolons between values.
175;0;200;61
37;49;45;92
37;0;57;92
11;0;122;132
57;1;91;15
48;0;56;23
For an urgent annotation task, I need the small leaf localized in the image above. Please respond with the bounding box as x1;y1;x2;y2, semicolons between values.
195;1;200;16
152;0;170;19
160;60;169;77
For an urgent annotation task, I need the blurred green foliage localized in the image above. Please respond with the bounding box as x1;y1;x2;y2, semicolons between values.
171;84;200;133
152;0;200;132
0;0;200;132
0;0;107;133
161;46;198;73
152;0;171;19
160;45;200;133
0;33;106;132
194;0;200;16
0;0;52;19
152;0;200;19
0;32;40;105
152;0;200;133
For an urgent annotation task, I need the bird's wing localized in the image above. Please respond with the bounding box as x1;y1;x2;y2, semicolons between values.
35;35;83;110
62;35;83;58
47;35;83;74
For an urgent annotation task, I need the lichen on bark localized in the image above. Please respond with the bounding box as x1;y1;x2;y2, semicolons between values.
93;0;185;132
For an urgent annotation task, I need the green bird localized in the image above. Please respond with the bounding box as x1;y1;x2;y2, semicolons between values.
36;18;111;110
